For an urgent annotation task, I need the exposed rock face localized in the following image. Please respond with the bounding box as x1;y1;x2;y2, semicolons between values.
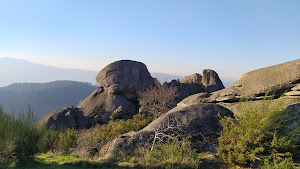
177;92;211;107
202;69;225;92
39;60;155;129
163;68;224;102
103;103;234;158
181;73;202;84
38;107;88;129
77;87;138;124
180;70;224;93
292;84;300;91
202;59;300;103
164;79;204;101
96;60;154;100
285;83;300;97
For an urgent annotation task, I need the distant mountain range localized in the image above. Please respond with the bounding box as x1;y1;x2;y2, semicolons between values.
0;57;98;87
0;57;183;87
0;80;98;120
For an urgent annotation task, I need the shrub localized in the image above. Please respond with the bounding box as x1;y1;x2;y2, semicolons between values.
131;137;201;169
55;128;78;154
217;98;300;167
38;126;60;153
0;106;46;166
261;156;295;169
97;113;152;145
138;85;178;118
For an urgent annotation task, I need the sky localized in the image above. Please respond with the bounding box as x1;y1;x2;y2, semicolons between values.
0;0;299;82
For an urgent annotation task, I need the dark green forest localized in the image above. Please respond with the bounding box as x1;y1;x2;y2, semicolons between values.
0;80;98;120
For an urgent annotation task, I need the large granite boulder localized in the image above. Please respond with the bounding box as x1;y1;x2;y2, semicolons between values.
205;59;300;103
96;60;154;100
102;103;234;158
39;60;155;129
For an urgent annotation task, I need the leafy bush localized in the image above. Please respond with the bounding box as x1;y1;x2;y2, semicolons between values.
217;98;300;167
261;156;295;169
0;106;46;166
130;137;201;169
97;113;152;144
55;128;78;154
38;126;60;153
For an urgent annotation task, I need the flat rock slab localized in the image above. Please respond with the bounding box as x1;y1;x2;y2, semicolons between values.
285;91;300;96
292;84;300;91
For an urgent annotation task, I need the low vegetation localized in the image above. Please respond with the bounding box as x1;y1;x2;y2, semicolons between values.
138;85;178;118
96;113;153;145
75;113;153;156
129;137;202;169
217;98;300;168
0;106;46;166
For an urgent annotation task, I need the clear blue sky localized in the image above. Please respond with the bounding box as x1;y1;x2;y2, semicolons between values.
0;0;299;82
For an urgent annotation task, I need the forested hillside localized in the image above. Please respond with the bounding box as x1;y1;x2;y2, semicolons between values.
0;80;98;120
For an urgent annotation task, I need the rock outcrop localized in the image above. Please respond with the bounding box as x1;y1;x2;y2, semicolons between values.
199;59;300;103
202;69;225;92
181;69;224;93
38;107;88;129
102;103;234;158
39;60;155;129
164;79;205;101
164;69;224;101
181;73;202;84
285;83;300;97
96;60;154;100
176;59;300;116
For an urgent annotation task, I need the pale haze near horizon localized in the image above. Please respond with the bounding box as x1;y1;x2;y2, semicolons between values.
0;0;299;84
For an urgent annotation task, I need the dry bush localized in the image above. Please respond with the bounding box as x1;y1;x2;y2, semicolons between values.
138;85;178;118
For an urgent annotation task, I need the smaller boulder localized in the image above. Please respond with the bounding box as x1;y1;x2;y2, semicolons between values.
202;69;225;92
38;107;87;129
181;73;202;85
164;80;204;101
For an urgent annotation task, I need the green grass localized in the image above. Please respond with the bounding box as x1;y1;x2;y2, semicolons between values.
9;153;136;169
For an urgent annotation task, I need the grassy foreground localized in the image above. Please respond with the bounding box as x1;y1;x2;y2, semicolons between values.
7;152;220;169
8;153;135;169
